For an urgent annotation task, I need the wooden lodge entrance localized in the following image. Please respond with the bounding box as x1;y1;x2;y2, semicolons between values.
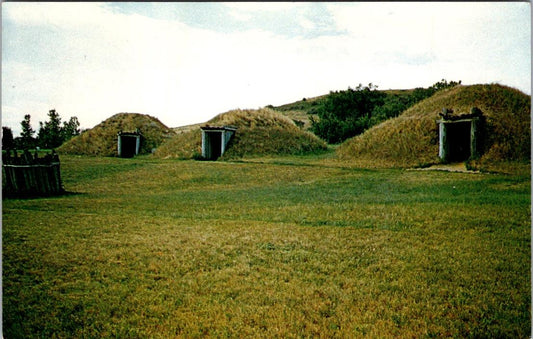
117;131;141;158
437;108;483;163
200;126;237;160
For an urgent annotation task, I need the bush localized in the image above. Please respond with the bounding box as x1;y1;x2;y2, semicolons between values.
310;84;386;143
310;80;461;144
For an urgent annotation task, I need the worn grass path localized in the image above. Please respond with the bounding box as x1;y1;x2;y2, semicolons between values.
3;155;530;337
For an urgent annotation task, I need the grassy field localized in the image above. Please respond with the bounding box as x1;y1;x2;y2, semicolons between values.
3;154;530;337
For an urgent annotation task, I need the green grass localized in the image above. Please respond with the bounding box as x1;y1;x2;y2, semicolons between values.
3;155;530;337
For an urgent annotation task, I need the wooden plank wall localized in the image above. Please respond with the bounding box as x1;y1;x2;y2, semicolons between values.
2;150;64;197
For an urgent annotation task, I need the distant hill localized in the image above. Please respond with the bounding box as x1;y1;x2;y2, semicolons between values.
172;123;203;134
58;113;175;156
270;89;419;127
336;84;530;173
269;95;328;130
154;108;327;159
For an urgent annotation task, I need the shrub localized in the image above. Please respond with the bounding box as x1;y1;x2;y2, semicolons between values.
310;84;386;144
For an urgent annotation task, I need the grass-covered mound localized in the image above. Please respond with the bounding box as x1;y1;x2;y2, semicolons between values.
154;108;327;159
336;84;531;173
58;113;175;156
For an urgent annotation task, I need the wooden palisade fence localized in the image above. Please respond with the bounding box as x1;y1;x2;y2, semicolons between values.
2;149;64;198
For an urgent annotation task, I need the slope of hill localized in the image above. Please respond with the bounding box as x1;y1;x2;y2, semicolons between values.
271;85;447;138
269;95;327;130
336;84;530;173
58;113;175;156
154;108;327;159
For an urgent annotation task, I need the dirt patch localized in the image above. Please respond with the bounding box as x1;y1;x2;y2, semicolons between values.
413;162;480;173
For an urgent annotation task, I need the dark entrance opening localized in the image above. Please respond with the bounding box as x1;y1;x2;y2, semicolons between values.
446;121;471;162
120;135;138;158
117;131;142;158
437;107;483;163
200;126;237;160
206;132;222;160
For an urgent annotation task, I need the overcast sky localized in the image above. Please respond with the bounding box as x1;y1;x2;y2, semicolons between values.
2;2;531;135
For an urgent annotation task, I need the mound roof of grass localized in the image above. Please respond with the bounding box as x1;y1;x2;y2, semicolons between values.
336;84;531;172
58;113;175;156
154;108;327;159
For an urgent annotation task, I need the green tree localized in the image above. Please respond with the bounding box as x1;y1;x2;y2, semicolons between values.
2;126;14;149
310;84;386;143
61;116;80;142
38;109;63;149
310;79;463;144
370;93;413;125
37;109;81;149
370;80;462;126
20;114;36;149
431;79;461;91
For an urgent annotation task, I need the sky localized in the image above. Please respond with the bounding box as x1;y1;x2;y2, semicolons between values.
2;2;531;136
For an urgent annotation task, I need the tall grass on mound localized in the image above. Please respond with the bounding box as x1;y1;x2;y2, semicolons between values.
154;129;203;160
58;113;175;157
154;108;327;160
337;84;531;171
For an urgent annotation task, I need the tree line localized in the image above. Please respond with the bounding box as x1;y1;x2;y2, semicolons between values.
310;79;461;144
2;109;80;150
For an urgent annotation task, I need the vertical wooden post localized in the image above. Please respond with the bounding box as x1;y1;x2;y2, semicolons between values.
470;118;479;159
30;165;39;194
117;132;122;157
201;130;208;159
220;131;225;156
135;135;140;156
21;166;31;193
438;121;448;162
9;166;18;193
53;163;62;193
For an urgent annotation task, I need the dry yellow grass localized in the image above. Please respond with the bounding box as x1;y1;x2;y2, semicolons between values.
154;108;327;159
58;113;175;156
3;155;530;337
336;84;530;172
